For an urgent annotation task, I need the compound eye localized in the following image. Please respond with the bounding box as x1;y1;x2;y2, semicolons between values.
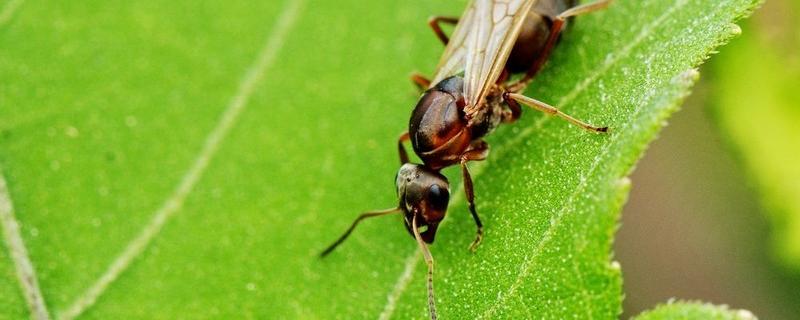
428;184;449;211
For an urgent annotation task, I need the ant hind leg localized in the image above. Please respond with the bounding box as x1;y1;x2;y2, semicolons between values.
428;16;459;45
508;0;613;92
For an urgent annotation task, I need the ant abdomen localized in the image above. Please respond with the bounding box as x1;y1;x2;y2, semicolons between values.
508;0;576;73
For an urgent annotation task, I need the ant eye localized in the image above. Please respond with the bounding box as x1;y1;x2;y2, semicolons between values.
428;184;449;210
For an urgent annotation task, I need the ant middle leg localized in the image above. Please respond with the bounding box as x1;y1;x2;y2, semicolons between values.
460;140;489;252
428;16;459;45
504;92;608;133
508;0;613;92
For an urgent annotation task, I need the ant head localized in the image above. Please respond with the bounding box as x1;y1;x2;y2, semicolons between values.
396;163;450;243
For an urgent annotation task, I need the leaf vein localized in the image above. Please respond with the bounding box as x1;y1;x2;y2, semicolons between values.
0;173;50;320
56;0;305;318
0;0;24;27
379;251;423;320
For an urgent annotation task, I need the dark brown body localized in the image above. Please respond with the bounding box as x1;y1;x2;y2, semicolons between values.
508;0;576;72
409;76;473;169
396;163;450;243
409;0;575;174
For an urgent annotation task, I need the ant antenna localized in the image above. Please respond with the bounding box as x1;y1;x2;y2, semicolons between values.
412;214;437;320
320;207;401;257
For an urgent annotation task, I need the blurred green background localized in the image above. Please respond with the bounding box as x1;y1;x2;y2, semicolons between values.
617;0;800;318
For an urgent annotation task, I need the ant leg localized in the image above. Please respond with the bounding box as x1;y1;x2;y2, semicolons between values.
428;16;459;45
319;207;401;257
505;92;609;133
410;72;432;91
412;214;438;320
508;0;613;92
503;92;523;123
460;141;489;252
398;131;410;165
558;0;614;19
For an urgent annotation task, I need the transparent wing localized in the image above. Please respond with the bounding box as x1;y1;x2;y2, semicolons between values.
429;1;476;87
463;0;537;115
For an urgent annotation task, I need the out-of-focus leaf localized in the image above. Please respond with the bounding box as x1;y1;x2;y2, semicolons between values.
711;0;800;270
634;301;758;320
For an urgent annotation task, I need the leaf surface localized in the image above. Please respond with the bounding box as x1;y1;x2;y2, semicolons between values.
0;0;759;318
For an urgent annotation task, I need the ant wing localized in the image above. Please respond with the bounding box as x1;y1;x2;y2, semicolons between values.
463;0;537;117
429;1;476;87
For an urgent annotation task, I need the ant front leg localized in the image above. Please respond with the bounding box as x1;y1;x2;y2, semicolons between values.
428;16;458;45
508;0;613;92
460;140;489;252
398;131;410;164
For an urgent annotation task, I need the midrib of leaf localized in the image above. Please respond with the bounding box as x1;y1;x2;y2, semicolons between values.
383;0;691;317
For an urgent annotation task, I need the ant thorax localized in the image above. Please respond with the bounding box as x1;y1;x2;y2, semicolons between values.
467;86;508;139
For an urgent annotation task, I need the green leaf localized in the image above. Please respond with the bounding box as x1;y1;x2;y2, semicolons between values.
634;301;757;320
0;0;759;319
710;0;800;270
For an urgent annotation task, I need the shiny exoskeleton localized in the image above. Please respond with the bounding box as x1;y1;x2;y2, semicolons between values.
321;1;612;319
508;0;576;73
395;163;449;243
402;0;599;250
